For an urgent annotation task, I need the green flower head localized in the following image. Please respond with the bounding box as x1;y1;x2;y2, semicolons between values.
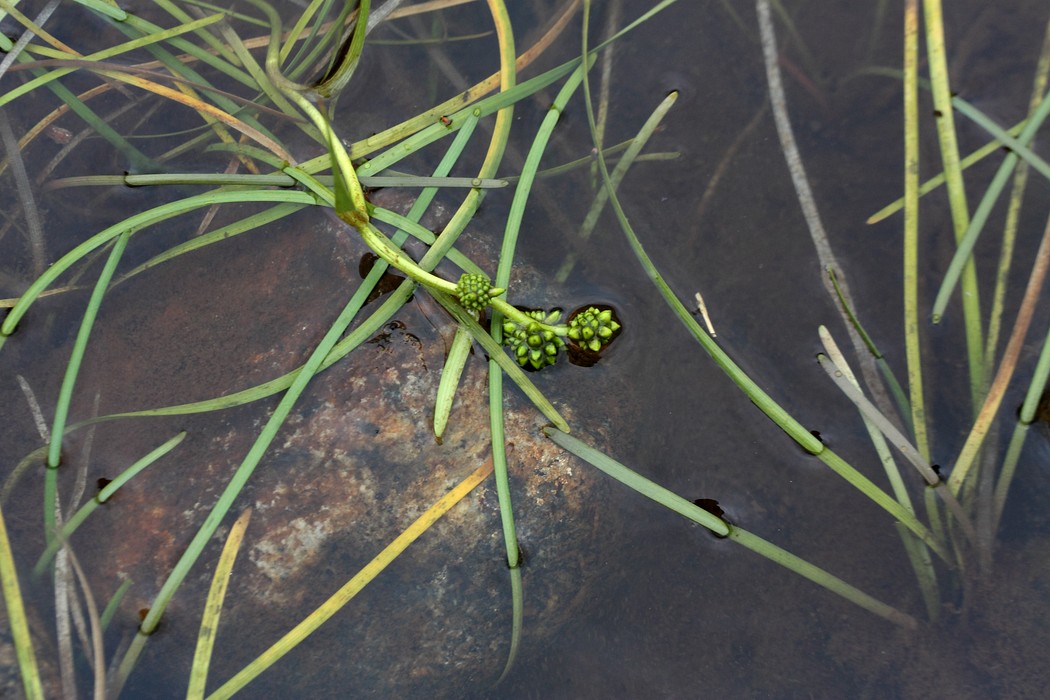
456;273;504;312
503;309;565;370
567;306;621;352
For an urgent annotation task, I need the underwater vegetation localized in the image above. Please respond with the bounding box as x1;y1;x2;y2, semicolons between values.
1;0;1049;697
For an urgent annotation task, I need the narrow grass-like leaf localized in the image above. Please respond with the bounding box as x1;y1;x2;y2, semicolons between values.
1019;327;1050;426
147;0;245;67
817;352;976;547
207;458;494;700
931;88;1050;323
922;0;985;407
544;428;730;536
432;290;570;434
203;142;289;170
349;0;678;176
480;1;526;671
494;565;523;685
2;446;46;506
348;67;575;169
895;520;941;621
6;61;152;170
279;0;337;64
727;528;918;629
982;43;1050;398
555;429;923;623
486;40;582;582
115;203;307;284
286;164;336;206
0;499;44;699
901;0;929;462
70;0;126;21
88;67;294;160
947;214;1050;494
828;268;911;432
579;91;823;452
34;431;187;577
9;51;285;157
767;0;822;84
0;189;319;344
99;578;133;632
526;140;678;181
821;448;952;560
104;12;232;60
564;344;928;621
0;108;46;276
921;0;971;236
117;13;260;113
0;0;61;86
43;465;57;560
347;0;678;162
555;64;659;284
312;0;368;98
817;354;938;486
39;230;127;554
819;327;916;512
434;324;473;440
866;121;1026;224
818;328;941;618
284;4;350;85
48;231;130;468
985;20;1050;375
951;96;1050;181
215;7;304;133
0;12;226;108
187;507;252;700
51;173;293;189
91;170;507;191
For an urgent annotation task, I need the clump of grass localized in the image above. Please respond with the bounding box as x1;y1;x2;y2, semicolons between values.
567;0;1050;637
3;0;1047;696
0;0;675;695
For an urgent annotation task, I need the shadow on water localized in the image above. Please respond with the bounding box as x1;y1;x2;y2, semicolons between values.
2;0;1050;698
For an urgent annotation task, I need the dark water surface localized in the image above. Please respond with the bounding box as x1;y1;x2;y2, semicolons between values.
2;1;1050;698
489;1;1050;698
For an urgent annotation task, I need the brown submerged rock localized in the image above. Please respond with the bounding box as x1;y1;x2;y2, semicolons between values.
54;207;619;698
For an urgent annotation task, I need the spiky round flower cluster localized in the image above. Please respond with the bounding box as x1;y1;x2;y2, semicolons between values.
567;307;620;352
456;273;502;312
503;310;565;370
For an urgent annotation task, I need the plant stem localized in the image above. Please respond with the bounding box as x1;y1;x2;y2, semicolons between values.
356;221;457;294
902;0;930;461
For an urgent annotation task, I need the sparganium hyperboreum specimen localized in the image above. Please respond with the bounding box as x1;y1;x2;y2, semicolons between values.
502;309;567;370
455;273;505;312
500;306;621;370
567;307;621;352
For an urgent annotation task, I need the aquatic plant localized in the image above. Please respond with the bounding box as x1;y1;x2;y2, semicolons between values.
551;0;1050;637
0;0;1047;697
0;0;650;695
